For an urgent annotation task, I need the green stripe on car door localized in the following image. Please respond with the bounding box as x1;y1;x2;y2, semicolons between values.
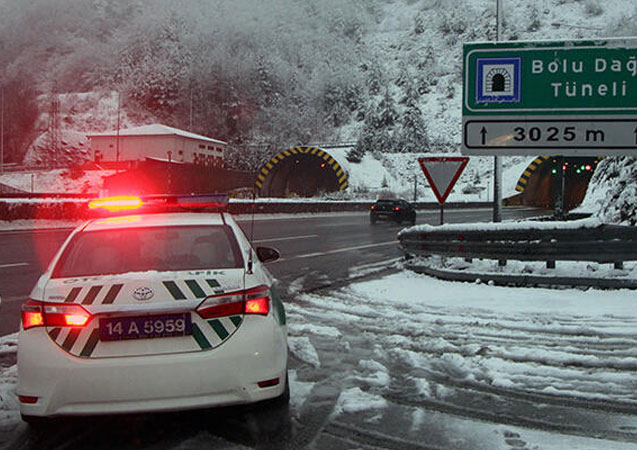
163;281;187;300
208;320;229;340
191;323;211;349
185;280;206;298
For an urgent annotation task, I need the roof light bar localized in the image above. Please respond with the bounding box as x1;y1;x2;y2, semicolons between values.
89;196;144;212
88;193;230;215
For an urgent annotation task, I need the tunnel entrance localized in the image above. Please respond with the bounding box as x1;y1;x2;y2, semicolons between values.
256;146;348;197
517;157;600;210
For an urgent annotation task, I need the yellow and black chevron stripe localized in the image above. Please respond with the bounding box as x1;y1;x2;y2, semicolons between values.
516;156;549;193
255;146;348;192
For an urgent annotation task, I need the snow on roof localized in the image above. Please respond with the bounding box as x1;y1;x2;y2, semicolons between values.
87;124;227;145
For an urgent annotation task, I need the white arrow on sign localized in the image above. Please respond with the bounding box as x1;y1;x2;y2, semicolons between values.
418;157;469;204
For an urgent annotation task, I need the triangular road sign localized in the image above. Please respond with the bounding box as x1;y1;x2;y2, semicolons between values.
418;157;469;204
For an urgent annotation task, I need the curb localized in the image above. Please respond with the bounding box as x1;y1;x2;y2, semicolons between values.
406;263;637;289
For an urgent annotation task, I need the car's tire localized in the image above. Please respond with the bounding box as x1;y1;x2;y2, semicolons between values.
272;372;290;407
370;215;377;224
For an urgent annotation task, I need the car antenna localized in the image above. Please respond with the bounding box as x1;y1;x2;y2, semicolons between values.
247;188;256;274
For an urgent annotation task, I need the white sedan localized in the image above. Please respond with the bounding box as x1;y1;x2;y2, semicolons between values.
17;195;288;423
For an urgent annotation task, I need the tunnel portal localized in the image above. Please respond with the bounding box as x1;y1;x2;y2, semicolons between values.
516;156;601;210
256;146;348;197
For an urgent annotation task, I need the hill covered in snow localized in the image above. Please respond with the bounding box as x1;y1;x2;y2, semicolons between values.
0;0;635;219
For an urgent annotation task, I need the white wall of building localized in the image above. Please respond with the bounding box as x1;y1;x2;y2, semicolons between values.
90;135;225;167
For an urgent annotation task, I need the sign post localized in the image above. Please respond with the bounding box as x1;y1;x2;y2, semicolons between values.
418;157;469;225
462;37;637;157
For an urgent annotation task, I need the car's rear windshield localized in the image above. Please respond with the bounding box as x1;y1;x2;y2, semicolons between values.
53;225;243;278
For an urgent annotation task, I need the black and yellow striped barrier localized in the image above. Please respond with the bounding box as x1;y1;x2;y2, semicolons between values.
515;156;549;193
255;146;348;193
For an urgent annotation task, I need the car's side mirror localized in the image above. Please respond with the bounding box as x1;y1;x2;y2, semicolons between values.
256;246;280;263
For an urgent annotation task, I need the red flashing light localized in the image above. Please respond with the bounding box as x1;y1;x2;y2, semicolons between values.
196;285;270;319
585;164;592;171
21;300;92;330
89;194;230;215
89;196;144;212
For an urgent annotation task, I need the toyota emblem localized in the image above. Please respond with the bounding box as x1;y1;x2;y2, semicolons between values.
132;287;154;301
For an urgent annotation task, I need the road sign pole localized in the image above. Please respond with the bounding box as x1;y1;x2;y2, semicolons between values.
440;204;444;225
492;0;503;223
555;156;565;219
493;156;502;222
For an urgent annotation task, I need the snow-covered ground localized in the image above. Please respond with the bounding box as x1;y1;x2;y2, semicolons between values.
285;268;637;449
2;267;636;448
0;169;115;194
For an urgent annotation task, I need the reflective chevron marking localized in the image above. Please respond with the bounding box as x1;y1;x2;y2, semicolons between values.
79;329;100;357
209;319;229;340
81;285;103;305
101;284;123;304
206;279;221;288
48;327;61;340
255;146;349;193
62;328;81;351
65;287;82;303
163;281;187;300
192;323;212;349
185;279;206;298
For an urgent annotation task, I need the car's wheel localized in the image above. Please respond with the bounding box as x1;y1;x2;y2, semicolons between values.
370;215;377;224
272;372;290;407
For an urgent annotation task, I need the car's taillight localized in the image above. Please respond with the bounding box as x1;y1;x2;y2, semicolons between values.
370;205;376;210
196;285;270;319
394;206;401;211
21;299;92;330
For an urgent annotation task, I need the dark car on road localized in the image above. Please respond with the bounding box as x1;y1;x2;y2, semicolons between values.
370;199;416;225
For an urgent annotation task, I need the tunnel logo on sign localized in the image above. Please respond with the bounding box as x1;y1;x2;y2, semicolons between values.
476;57;521;103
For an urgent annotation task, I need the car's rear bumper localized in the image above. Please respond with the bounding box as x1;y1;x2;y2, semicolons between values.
17;317;287;417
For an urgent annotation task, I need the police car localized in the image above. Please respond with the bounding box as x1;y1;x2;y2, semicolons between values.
17;194;288;423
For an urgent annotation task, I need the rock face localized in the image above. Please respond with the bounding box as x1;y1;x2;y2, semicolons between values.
581;157;637;225
22;91;133;167
22;130;91;167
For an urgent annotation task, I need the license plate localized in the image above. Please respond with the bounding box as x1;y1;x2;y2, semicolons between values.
99;313;192;342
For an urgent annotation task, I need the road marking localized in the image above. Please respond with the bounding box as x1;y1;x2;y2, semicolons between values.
275;241;397;262
253;234;318;244
0;262;28;269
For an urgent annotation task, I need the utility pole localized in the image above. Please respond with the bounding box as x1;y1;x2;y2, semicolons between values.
493;0;503;223
413;174;417;202
116;91;121;171
49;86;60;168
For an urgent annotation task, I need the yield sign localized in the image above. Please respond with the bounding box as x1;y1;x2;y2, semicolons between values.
418;157;469;204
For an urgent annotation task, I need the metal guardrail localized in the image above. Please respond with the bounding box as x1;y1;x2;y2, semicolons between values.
398;223;637;266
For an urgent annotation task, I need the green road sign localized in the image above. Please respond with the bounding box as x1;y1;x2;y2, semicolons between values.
462;37;637;156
